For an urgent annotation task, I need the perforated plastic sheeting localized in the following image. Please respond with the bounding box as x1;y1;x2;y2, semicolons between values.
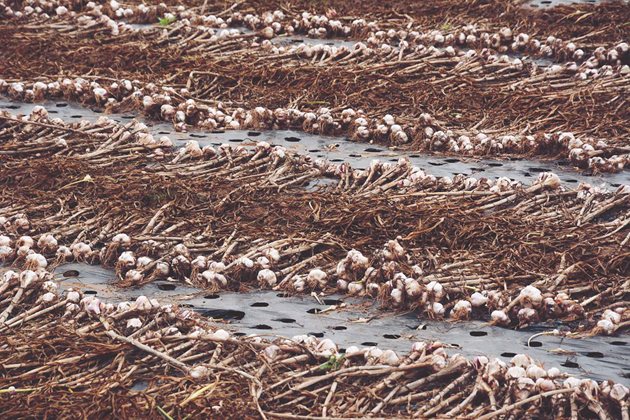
2;97;628;189
55;262;630;384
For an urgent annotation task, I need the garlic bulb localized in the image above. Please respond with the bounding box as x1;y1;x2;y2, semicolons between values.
111;233;131;247
117;251;136;267
262;247;281;262
451;300;472;319
526;364;546;380
189;365;208;379
126;318;142;329
602;309;621;324
263;345;281;360
210;329;230;341
470;292;488;307
257;269;277;287
347;281;364;295
519;285;542;307
316;338;338;357
596;319;616;335
507;366;526;379
0;235;11;247
306;268;327;288
25;253;47;269
511;354;534;368
379;349;400;365
390;288;403;304
430;302;445;316
426;281;444;300
491;310;510;325
345;346;361;356
536;378;556;392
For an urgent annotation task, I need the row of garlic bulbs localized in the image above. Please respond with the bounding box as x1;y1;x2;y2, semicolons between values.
3;223;625;333
5;0;628;76
369;26;629;67
3;99;591;203
3;270;629;408
262;37;629;83
8;99;627;200
3;76;626;173
5;0;628;72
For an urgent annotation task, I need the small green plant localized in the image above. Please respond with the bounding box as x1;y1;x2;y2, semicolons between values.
319;354;345;372
158;15;177;26
440;22;453;31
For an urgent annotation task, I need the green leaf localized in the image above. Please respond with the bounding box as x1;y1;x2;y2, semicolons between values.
318;354;345;371
158;16;177;26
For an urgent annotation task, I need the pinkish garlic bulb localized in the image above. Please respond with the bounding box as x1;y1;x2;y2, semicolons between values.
0;236;11;247
210;329;230;341
37;234;58;251
0;246;13;262
111;233;131;247
514;377;535;400
347;281;364;295
293;276;306;292
526;364;546;380
133;295;156;311
564;377;581;389
237;256;254;269
262;247;281;262
511;354;534;368
404;278;422;297
83;296;102;315
126;318;142;329
365;346;384;362
25;253;47;269
596;319;616;335
56;246;72;260
201;270;227;287
346;249;369;271
507;366;526;379
40;292;57;304
344;346;361;356
430;353;447;370
257;269;277;287
519;285;543;307
316;338;338;357
17;236;34;248
602;309;621;324
470;292;488;307
517;307;538;325
426;281;444;300
451;300;472;320
71;242;92;259
472;356;489;370
391;288;403;305
118;251;136;267
307;268;327;288
257;256;271;269
536;378;556;392
136;256;153;270
491;310;510;326
263;344;281;361
429;302;445;317
125;269;143;283
19;270;38;288
610;383;629;401
336;279;348;291
379;349;400;365
189;365;208;379
536;172;561;190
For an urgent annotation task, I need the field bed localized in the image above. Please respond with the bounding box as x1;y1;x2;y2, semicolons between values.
0;0;628;418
